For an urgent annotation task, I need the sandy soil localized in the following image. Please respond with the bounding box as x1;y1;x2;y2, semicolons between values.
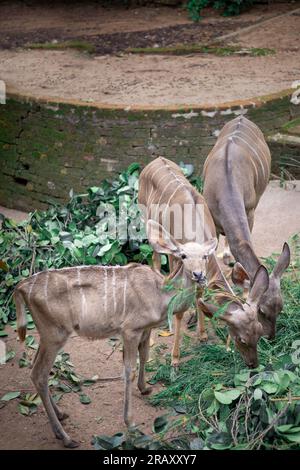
0;180;299;450
0;4;299;106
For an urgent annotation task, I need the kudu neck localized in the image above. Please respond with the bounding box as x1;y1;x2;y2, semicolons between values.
219;189;260;280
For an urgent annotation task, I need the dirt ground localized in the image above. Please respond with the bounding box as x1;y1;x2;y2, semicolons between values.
0;3;299;106
0;180;299;450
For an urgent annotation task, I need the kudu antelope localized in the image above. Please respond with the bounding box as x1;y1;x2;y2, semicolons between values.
14;220;216;448
203;116;290;339
139;157;265;367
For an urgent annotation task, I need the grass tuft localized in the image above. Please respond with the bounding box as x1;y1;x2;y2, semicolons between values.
126;44;275;57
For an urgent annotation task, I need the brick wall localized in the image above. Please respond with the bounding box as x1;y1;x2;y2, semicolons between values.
0;90;299;211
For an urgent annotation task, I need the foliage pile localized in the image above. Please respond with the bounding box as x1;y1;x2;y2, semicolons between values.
148;239;300;450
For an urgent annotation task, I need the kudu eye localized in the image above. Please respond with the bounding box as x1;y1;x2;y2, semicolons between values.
181;254;187;260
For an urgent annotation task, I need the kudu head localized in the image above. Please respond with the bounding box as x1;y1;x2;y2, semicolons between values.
232;243;290;340
199;264;269;368
147;220;217;287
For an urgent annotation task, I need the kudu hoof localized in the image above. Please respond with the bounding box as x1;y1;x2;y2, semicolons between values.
63;438;80;448
141;386;153;396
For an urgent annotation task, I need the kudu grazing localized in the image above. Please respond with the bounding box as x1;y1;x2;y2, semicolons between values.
203;116;290;339
14;220;217;448
138;156;265;368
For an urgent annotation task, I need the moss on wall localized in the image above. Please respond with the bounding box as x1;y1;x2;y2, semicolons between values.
0;90;299;210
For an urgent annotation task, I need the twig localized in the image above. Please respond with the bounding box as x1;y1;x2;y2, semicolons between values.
270;396;300;402
247;394;291;450
0;387;35;393
197;389;219;432
29;244;36;276
106;340;122;360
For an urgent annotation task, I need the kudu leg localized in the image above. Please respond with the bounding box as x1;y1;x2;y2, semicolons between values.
31;334;77;448
122;331;142;428
138;330;152;396
172;312;184;367
32;344;69;422
50;395;69;422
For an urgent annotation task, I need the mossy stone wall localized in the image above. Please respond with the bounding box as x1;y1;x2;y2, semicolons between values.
0;91;299;210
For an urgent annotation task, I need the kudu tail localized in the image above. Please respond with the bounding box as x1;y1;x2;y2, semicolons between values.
14;289;27;342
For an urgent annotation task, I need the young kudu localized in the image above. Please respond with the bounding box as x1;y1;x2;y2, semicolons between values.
203;116;290;339
14;220;216;448
138;157;265;367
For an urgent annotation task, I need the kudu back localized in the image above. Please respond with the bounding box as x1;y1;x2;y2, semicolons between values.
14;220;217;448
203;116;290;339
139;157;265;366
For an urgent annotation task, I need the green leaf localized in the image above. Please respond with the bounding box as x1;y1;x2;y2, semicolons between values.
18;404;30;415
5;350;15;362
1;391;21;401
253;388;263;400
70;373;80;383
260;382;278;394
153;415;169;433
282;432;300;443
277;424;296;433
79;393;91;405
98;243;112;256
214;389;242;405
93;433;125;450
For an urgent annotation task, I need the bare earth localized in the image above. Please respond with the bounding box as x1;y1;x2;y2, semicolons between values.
0;4;299;106
0;180;299;450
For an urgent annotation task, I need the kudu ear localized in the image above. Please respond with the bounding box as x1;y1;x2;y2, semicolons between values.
272;242;290;279
198;298;241;324
147;219;179;255
197;299;217;318
202;237;218;256
247;265;269;306
232;262;251;290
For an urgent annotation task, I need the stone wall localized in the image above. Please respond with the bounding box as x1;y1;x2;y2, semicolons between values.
0;90;299;211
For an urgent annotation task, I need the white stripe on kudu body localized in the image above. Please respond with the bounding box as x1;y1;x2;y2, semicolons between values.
204;116;270;185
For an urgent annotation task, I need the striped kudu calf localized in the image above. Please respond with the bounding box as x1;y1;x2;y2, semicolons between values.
14;220;217;448
203;116;290;339
139;157;265;367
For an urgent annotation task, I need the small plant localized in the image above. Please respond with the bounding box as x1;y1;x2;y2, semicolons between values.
187;0;254;21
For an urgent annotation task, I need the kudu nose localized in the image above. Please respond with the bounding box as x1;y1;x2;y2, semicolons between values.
193;271;206;284
248;360;258;369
